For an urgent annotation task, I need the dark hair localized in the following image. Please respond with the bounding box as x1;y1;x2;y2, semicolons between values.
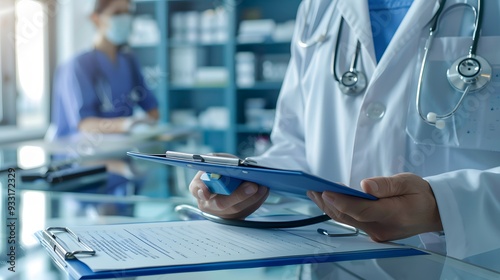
93;0;129;14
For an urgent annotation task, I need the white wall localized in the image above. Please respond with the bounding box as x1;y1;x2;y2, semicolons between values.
56;0;96;65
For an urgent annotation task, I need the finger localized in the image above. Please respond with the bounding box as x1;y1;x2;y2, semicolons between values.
306;191;322;207
201;186;269;219
325;201;407;242
308;191;367;230
321;192;380;222
308;191;356;223
207;182;260;210
308;190;371;222
321;191;391;223
188;171;208;198
308;191;399;241
324;201;366;229
223;186;270;219
361;174;418;198
189;171;267;216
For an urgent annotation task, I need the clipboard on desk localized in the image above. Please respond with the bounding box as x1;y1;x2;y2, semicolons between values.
127;151;377;200
36;220;425;279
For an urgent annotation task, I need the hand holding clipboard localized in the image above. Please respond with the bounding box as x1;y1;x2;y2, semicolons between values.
127;151;377;200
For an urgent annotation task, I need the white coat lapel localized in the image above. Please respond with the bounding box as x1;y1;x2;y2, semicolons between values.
336;0;441;80
372;0;441;79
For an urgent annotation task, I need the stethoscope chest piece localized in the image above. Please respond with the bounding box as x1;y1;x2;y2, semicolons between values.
340;70;367;95
447;55;492;92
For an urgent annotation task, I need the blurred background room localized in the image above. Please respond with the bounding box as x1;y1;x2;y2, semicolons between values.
0;1;300;278
0;0;301;157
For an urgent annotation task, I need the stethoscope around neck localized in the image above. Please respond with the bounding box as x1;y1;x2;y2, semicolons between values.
416;0;491;129
297;0;366;96
331;18;367;96
298;0;492;126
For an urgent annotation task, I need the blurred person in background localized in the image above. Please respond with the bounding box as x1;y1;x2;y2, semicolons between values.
49;0;159;139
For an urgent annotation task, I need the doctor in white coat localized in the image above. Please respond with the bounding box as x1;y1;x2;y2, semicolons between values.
190;0;500;261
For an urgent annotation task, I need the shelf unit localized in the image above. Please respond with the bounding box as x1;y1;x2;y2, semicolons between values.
132;0;301;156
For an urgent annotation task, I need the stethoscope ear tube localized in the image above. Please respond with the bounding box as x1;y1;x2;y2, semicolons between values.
297;0;337;48
298;1;367;95
331;19;366;95
416;0;490;129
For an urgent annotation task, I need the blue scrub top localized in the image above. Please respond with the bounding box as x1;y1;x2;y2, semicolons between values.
368;0;414;61
51;49;158;138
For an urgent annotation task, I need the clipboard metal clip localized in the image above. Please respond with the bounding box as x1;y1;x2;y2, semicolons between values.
41;227;96;265
166;151;258;166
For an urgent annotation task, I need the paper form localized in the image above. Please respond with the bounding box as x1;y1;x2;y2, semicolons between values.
54;220;405;272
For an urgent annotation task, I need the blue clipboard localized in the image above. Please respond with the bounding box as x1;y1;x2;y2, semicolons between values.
35;221;426;279
127;151;377;200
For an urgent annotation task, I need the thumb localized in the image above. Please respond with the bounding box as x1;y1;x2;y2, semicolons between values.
361;176;407;199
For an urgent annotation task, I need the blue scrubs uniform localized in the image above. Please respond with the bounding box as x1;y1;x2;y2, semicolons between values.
368;0;414;61
51;50;158;138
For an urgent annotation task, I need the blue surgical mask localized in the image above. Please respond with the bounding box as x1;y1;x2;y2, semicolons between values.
106;14;133;45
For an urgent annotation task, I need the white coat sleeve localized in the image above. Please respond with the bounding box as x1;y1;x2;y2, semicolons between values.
249;2;310;172
425;167;500;259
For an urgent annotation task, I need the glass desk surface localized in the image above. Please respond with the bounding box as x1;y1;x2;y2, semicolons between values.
1;190;500;280
0;141;499;279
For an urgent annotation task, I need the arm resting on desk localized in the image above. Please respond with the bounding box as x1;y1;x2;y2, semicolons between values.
79;109;159;134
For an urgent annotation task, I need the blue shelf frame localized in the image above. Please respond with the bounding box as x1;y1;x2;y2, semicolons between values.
225;0;237;154
156;0;168;124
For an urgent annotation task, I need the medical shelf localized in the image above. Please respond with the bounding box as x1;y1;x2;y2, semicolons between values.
236;42;292;54
169;86;227;91
236;125;273;134
237;41;292;46
133;0;301;156
168;42;226;48
237;82;283;91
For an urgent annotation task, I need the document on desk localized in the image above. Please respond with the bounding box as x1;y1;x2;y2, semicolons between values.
44;220;423;274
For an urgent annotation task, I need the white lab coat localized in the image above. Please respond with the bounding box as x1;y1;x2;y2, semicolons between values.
253;0;500;260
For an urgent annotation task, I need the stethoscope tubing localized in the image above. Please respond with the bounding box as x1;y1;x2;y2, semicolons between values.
175;204;330;229
299;1;366;95
331;17;366;95
416;0;487;126
331;18;363;83
174;204;359;237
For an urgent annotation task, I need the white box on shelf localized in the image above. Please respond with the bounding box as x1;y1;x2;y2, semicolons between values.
195;67;229;86
129;15;160;47
199;107;229;129
237;19;276;43
236;52;256;87
170;47;197;86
